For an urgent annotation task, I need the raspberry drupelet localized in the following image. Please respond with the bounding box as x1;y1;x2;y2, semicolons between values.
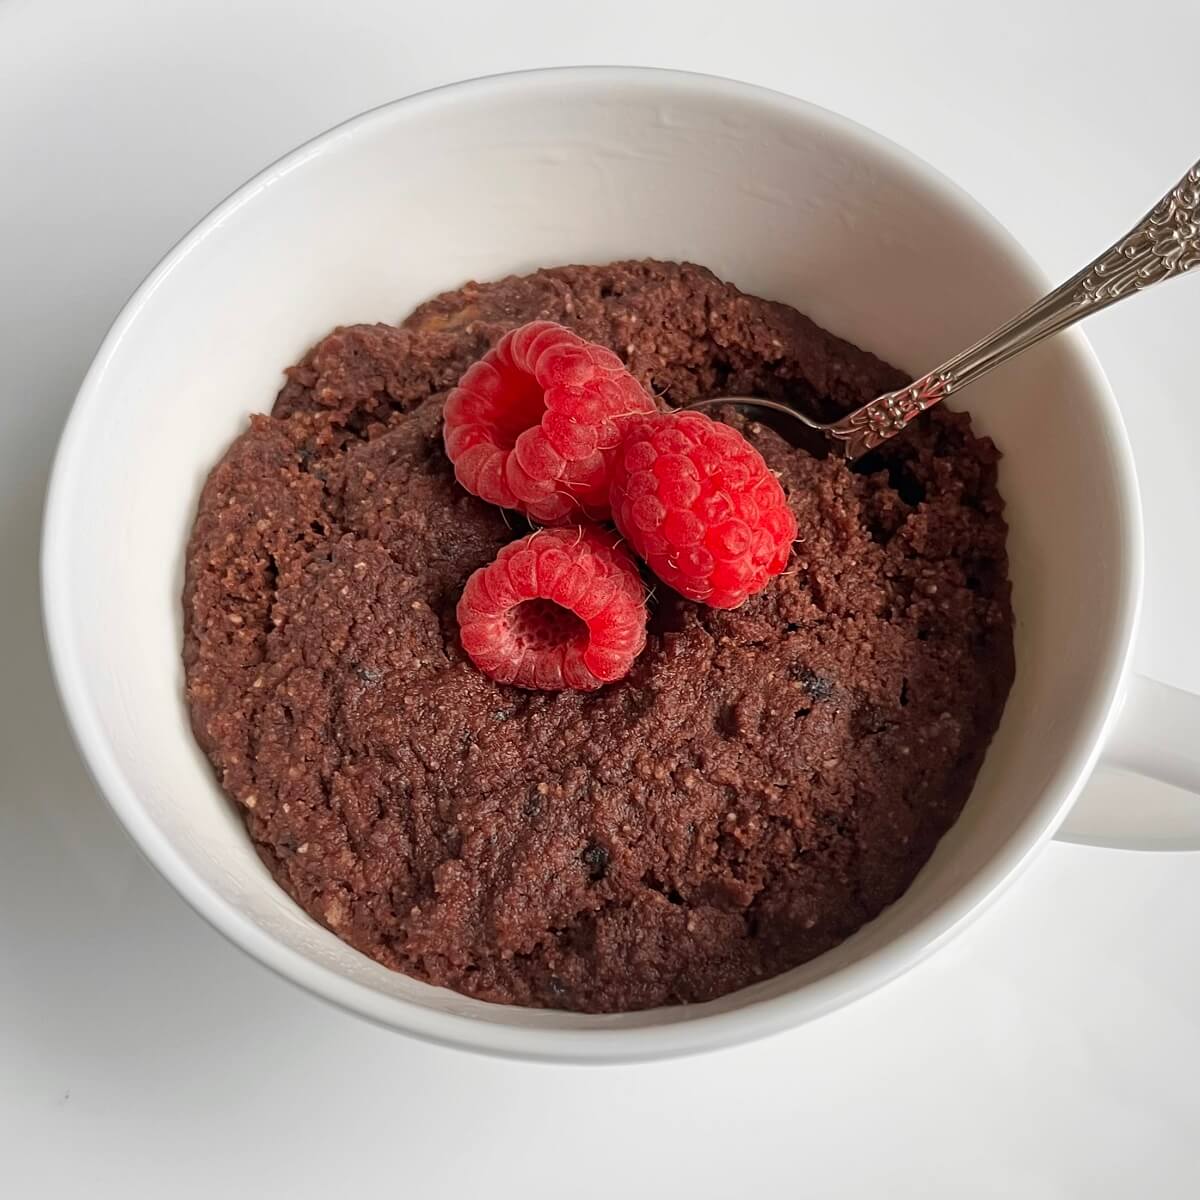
442;320;656;524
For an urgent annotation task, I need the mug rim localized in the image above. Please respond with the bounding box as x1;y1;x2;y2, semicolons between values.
41;65;1143;1064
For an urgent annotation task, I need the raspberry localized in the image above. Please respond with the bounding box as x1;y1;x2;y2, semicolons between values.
456;524;648;690
610;410;797;609
443;321;656;524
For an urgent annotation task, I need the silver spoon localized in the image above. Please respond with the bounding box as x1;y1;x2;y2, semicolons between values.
687;159;1200;459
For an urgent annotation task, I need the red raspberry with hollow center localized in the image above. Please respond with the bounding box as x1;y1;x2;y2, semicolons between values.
610;410;798;609
442;321;656;524
456;524;648;691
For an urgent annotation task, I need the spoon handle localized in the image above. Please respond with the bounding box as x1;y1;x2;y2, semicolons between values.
826;159;1200;459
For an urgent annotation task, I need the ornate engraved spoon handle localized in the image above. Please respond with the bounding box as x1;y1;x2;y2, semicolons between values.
824;159;1200;459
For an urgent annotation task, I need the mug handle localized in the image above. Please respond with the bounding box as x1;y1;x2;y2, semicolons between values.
1055;675;1200;851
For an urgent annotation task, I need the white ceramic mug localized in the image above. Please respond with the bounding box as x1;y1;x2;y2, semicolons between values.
42;68;1200;1063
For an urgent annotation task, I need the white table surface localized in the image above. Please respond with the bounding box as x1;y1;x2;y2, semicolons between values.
3;1;1198;1194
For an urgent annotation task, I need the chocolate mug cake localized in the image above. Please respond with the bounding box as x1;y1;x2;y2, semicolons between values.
183;260;1013;1013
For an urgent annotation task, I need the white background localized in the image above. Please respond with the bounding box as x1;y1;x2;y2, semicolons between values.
2;0;1199;1195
